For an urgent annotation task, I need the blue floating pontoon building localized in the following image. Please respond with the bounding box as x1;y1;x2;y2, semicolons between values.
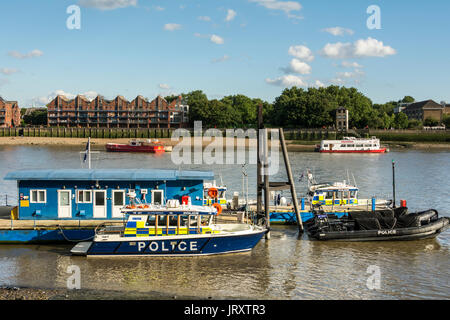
4;169;214;221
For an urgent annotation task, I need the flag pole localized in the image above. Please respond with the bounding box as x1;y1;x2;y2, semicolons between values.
88;137;91;169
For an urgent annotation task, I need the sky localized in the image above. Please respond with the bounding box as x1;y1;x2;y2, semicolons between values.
1;0;449;107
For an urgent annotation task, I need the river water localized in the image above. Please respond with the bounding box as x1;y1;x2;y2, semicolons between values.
0;144;448;299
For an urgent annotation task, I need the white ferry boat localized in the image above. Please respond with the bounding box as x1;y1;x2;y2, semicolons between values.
316;136;387;153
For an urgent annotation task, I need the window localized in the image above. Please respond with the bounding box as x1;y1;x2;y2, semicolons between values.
168;215;178;227
179;215;189;227
200;215;210;226
325;192;334;200
152;190;164;205
77;190;92;203
146;215;156;227
30;190;46;203
158;215;167;226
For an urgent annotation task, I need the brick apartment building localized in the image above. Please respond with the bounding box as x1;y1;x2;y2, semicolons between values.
403;100;449;122
47;94;189;128
0;97;21;127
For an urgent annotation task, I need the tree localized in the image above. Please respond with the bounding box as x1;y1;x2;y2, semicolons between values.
23;109;47;126
182;90;209;126
401;96;415;103
394;112;409;129
423;117;439;127
443;115;450;128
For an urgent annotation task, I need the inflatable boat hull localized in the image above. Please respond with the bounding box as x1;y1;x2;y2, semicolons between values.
306;209;449;241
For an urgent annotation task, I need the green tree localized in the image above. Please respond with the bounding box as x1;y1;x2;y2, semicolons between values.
23;109;47;126
393;112;409;129
443;115;450;128
182;90;209;126
401;96;415;103
423;117;439;127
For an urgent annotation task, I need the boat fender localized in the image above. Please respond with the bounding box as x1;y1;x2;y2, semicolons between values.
212;203;222;215
208;188;219;199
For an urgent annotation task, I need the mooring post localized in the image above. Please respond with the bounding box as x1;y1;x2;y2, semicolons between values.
257;104;270;239
279;128;304;233
392;160;396;208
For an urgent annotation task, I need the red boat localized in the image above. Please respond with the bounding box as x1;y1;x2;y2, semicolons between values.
106;139;165;153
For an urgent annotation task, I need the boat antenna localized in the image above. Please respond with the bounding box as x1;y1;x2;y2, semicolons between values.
351;171;358;188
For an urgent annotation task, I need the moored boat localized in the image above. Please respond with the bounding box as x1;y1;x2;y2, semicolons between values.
106;139;165;153
304;208;450;241
71;197;267;257
315;136;387;153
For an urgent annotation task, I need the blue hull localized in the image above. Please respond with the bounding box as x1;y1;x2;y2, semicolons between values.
0;229;95;244
86;232;266;256
270;211;349;225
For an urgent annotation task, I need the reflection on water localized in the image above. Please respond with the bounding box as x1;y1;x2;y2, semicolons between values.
0;145;449;299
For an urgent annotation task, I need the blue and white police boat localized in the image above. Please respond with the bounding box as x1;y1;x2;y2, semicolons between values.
71;196;267;257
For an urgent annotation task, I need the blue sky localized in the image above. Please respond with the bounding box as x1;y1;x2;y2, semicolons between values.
1;0;449;107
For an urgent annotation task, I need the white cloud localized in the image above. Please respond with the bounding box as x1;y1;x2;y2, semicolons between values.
250;0;302;15
33;90;99;105
266;74;307;87
314;80;325;88
164;23;182;31
341;61;363;68
284;58;311;75
226;9;237;21
158;84;171;90
198;16;211;22
336;69;365;79
210;34;224;44
78;0;137;10
0;68;19;75
354;38;397;57
288;45;314;62
323;27;354;36
154;6;164;11
320;37;396;59
8;49;43;59
211;55;230;63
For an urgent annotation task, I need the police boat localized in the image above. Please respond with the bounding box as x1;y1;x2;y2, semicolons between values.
71;196;267;257
304;207;450;241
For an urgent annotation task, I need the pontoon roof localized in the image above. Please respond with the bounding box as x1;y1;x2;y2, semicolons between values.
4;169;214;181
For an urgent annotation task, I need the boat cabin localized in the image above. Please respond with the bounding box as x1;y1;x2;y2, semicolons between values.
4;169;214;220
203;181;227;207
309;182;359;206
121;202;218;237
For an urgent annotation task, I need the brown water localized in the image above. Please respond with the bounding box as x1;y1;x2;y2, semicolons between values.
0;145;448;299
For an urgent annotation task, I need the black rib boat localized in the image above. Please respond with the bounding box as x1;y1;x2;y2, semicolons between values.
304;207;450;241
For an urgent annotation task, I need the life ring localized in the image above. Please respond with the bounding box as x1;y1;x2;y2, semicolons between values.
208;188;219;199
212;203;222;215
126;205;136;209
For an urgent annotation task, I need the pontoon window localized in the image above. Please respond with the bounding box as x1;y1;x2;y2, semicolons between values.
77;190;92;203
350;190;357;198
325;192;334;199
30;189;46;203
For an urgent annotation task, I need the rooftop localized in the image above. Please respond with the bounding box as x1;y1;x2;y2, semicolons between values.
4;169;214;181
